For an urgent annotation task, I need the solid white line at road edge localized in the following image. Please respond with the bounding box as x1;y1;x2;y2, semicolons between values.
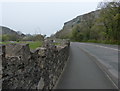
80;43;120;51
78;46;118;89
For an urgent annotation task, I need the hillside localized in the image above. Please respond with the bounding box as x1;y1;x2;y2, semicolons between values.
0;26;25;41
54;10;100;39
0;26;45;42
0;26;24;36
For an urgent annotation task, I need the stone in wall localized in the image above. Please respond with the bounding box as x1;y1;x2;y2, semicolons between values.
0;44;5;57
2;44;41;89
0;45;5;90
37;77;44;89
5;43;31;61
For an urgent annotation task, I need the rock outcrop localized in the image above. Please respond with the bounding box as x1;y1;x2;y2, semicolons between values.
54;10;100;38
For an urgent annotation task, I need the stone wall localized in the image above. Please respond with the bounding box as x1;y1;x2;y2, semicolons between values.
1;40;69;90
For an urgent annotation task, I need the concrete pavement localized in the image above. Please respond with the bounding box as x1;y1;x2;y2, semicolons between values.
56;42;117;89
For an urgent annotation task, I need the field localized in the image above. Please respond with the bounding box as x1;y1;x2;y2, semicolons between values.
0;41;43;50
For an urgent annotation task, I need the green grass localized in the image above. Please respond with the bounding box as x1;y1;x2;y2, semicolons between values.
0;41;11;44
0;41;42;50
78;40;120;45
28;41;42;49
53;42;61;45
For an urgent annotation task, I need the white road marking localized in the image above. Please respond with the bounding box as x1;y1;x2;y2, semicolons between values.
79;46;118;89
104;70;118;89
80;43;120;51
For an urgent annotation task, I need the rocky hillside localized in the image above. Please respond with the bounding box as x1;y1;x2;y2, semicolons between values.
0;26;25;36
54;10;100;39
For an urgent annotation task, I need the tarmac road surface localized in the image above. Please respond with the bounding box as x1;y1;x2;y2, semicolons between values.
56;42;118;89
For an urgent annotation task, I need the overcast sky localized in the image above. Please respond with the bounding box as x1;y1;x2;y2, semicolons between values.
0;1;102;36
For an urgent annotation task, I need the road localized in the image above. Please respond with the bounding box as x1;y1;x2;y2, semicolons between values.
56;42;118;89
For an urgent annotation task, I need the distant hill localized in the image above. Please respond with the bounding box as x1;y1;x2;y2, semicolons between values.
0;26;25;37
0;26;26;41
0;26;45;41
54;10;100;39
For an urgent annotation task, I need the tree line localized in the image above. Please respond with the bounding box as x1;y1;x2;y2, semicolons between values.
0;34;45;42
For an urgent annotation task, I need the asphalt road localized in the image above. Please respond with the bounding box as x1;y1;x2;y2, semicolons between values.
56;42;118;89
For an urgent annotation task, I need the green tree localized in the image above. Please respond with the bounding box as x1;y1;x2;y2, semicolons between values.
33;34;44;41
2;34;10;41
98;1;120;42
81;12;96;40
71;25;83;41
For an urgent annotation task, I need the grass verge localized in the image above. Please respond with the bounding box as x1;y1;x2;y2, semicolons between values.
0;41;42;50
76;40;120;45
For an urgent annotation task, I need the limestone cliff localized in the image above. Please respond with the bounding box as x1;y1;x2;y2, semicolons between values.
54;10;100;39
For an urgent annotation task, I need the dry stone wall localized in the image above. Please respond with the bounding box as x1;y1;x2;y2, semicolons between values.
0;40;70;90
